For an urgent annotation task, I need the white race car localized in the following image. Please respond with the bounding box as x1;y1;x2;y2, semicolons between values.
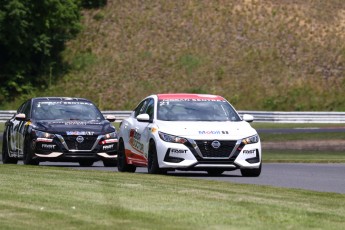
117;94;261;176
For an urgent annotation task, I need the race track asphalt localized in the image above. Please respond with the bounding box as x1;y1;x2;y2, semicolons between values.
1;127;345;194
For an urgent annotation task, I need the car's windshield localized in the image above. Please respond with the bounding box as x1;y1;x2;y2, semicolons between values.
32;100;104;121
157;99;241;121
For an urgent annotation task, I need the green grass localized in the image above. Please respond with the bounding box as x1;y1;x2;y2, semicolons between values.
259;132;345;142
252;123;345;141
252;123;345;129
0;165;344;229
264;150;345;163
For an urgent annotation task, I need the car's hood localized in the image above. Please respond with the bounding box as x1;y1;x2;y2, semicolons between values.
155;120;257;140
32;120;115;135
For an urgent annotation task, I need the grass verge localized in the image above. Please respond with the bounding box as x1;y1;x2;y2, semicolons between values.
259;132;345;142
264;150;345;163
252;123;345;129
0;165;344;229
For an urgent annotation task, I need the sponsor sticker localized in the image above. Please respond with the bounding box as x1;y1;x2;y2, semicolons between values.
103;144;114;150
129;129;144;152
198;131;229;135
243;149;256;157
243;150;256;154
129;138;144;152
64;121;87;126
37;101;93;106
129;129;141;140
170;149;187;154
41;144;56;150
66;131;94;135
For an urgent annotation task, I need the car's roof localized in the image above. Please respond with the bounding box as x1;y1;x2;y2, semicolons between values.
32;97;92;102
157;93;225;100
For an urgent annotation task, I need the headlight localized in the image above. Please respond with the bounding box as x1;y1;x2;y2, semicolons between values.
34;130;55;139
104;131;117;139
242;134;259;144
158;131;187;144
100;131;118;145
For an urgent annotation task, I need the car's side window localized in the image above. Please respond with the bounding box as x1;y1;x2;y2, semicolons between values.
22;101;31;118
134;99;149;117
145;99;154;120
17;102;26;114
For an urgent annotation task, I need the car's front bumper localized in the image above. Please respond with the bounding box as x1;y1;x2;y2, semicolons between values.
157;139;261;170
33;135;118;162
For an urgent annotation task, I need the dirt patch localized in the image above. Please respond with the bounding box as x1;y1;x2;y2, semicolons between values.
262;140;345;151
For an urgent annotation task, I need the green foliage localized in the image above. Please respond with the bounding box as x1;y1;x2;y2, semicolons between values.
186;87;208;94
0;0;81;105
1;0;345;111
81;0;107;9
178;54;202;74
70;52;97;71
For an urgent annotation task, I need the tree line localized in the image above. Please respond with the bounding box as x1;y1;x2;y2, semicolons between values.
0;0;107;105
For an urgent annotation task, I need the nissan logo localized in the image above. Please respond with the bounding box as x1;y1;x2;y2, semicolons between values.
76;136;84;143
211;140;221;149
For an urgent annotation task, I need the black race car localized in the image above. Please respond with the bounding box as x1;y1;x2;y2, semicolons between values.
2;97;118;166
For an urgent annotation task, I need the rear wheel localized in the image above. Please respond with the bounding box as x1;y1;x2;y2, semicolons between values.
2;132;18;164
102;159;117;167
117;140;136;172
206;169;224;176
148;142;166;174
240;164;261;177
23;138;39;165
79;160;94;167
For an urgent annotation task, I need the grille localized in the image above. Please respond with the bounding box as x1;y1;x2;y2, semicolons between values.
63;136;97;151
195;140;237;158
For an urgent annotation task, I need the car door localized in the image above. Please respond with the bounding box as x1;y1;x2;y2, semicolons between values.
17;100;31;157
7;101;29;157
122;99;149;165
129;99;149;155
135;98;155;159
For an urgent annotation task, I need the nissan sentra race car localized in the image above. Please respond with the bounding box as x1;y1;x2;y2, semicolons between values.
117;94;261;176
2;97;118;166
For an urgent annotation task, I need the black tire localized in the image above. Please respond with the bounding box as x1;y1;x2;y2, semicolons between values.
2;131;18;164
117;140;136;172
23;138;39;165
147;141;166;174
240;164;262;177
102;159;117;167
206;169;224;176
79;160;94;167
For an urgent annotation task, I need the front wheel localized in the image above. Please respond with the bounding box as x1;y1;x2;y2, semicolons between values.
117;140;136;172
23;138;39;165
2;132;18;164
240;164;261;177
147;142;166;174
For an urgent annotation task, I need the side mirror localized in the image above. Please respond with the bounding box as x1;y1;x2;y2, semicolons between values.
242;114;254;123
136;113;150;122
106;115;116;122
15;113;27;121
